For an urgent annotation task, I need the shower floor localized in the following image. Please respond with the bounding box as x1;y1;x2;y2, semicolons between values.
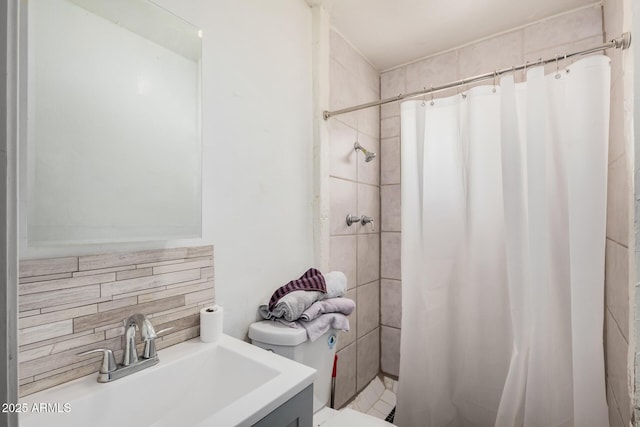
346;376;398;424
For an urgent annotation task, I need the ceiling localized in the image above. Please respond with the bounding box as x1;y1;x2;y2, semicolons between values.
310;0;599;70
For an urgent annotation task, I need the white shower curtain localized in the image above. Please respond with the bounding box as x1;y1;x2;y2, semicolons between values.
396;55;610;427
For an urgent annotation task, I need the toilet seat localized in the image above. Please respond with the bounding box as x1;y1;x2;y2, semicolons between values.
314;407;394;426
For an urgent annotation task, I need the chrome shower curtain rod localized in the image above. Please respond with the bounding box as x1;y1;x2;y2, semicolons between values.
322;32;631;120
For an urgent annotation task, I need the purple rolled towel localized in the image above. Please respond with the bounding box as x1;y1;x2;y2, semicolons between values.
267;268;326;312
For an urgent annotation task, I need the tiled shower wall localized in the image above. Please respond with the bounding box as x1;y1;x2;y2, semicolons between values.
18;245;214;396
379;6;605;377
327;30;381;408
602;0;634;425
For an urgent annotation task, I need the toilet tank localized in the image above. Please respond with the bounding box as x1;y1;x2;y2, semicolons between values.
249;321;338;413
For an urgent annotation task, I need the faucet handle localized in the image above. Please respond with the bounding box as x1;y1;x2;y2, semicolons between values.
156;327;174;336
143;327;174;359
77;348;117;374
346;214;360;227
360;215;375;230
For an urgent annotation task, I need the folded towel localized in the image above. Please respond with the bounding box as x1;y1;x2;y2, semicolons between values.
300;297;355;322
321;271;347;299
259;289;324;322
300;313;350;341
268;268;326;311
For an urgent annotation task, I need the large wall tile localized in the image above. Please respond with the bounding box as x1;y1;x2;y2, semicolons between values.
524;6;602;53
356;133;380;186
381;67;406;100
603;0;623;42
607;382;625;427
335;343;357;408
357;184;380;234
606;156;629;247
330;235;357;290
338;288;357;351
608;75;625;164
381;232;401;280
357;233;380;286
357;281;380;337
459;31;523;82
330;178;357;236
330;30;378;94
381;100;401;120
329;59;359;130
405;51;458;93
329;118;358;181
330;58;360;110
381;185;401;231
357;328;380;391
381;326;400;377
605;239;629;341
330;30;361;78
605;309;631;426
523;35;604;76
381;137;401;185
381;279;401;328
358;91;381;139
381;117;401;139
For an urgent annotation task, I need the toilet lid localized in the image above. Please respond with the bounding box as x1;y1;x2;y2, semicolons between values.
316;408;395;427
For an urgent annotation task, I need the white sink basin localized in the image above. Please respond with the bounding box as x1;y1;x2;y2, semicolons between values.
20;334;316;426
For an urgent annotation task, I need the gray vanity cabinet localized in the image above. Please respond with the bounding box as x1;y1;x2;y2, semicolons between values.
252;384;313;427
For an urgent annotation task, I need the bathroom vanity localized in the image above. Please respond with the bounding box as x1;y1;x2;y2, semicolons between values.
19;334;315;427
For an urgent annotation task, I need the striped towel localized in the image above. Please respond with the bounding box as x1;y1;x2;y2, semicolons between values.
267;268;326;312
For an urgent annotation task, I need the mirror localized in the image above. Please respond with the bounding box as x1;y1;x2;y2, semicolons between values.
26;0;202;245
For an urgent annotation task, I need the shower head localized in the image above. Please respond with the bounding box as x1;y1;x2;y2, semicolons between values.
354;141;376;162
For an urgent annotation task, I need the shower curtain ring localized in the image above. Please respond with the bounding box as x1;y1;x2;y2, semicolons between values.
421;87;426;107
430;86;435;106
564;53;570;74
492;71;497;93
555;54;561;79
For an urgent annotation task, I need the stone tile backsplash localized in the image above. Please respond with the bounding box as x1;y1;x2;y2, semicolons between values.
18;245;214;396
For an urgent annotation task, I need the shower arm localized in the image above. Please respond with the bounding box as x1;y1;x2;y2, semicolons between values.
323;32;631;120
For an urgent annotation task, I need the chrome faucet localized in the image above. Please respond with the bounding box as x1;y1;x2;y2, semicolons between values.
78;313;171;383
123;313;158;366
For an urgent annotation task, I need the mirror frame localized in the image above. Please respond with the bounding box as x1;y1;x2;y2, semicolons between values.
1;0;20;426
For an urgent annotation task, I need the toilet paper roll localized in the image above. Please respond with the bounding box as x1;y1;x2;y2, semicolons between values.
200;305;223;343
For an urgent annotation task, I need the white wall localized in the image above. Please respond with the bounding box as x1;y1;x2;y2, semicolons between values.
178;0;315;339
19;0;316;339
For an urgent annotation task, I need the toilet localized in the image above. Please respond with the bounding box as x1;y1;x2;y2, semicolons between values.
249;321;394;426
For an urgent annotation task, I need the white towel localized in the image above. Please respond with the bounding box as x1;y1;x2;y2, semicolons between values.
300;297;355;322
259;290;324;322
300;313;350;342
322;271;347;299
